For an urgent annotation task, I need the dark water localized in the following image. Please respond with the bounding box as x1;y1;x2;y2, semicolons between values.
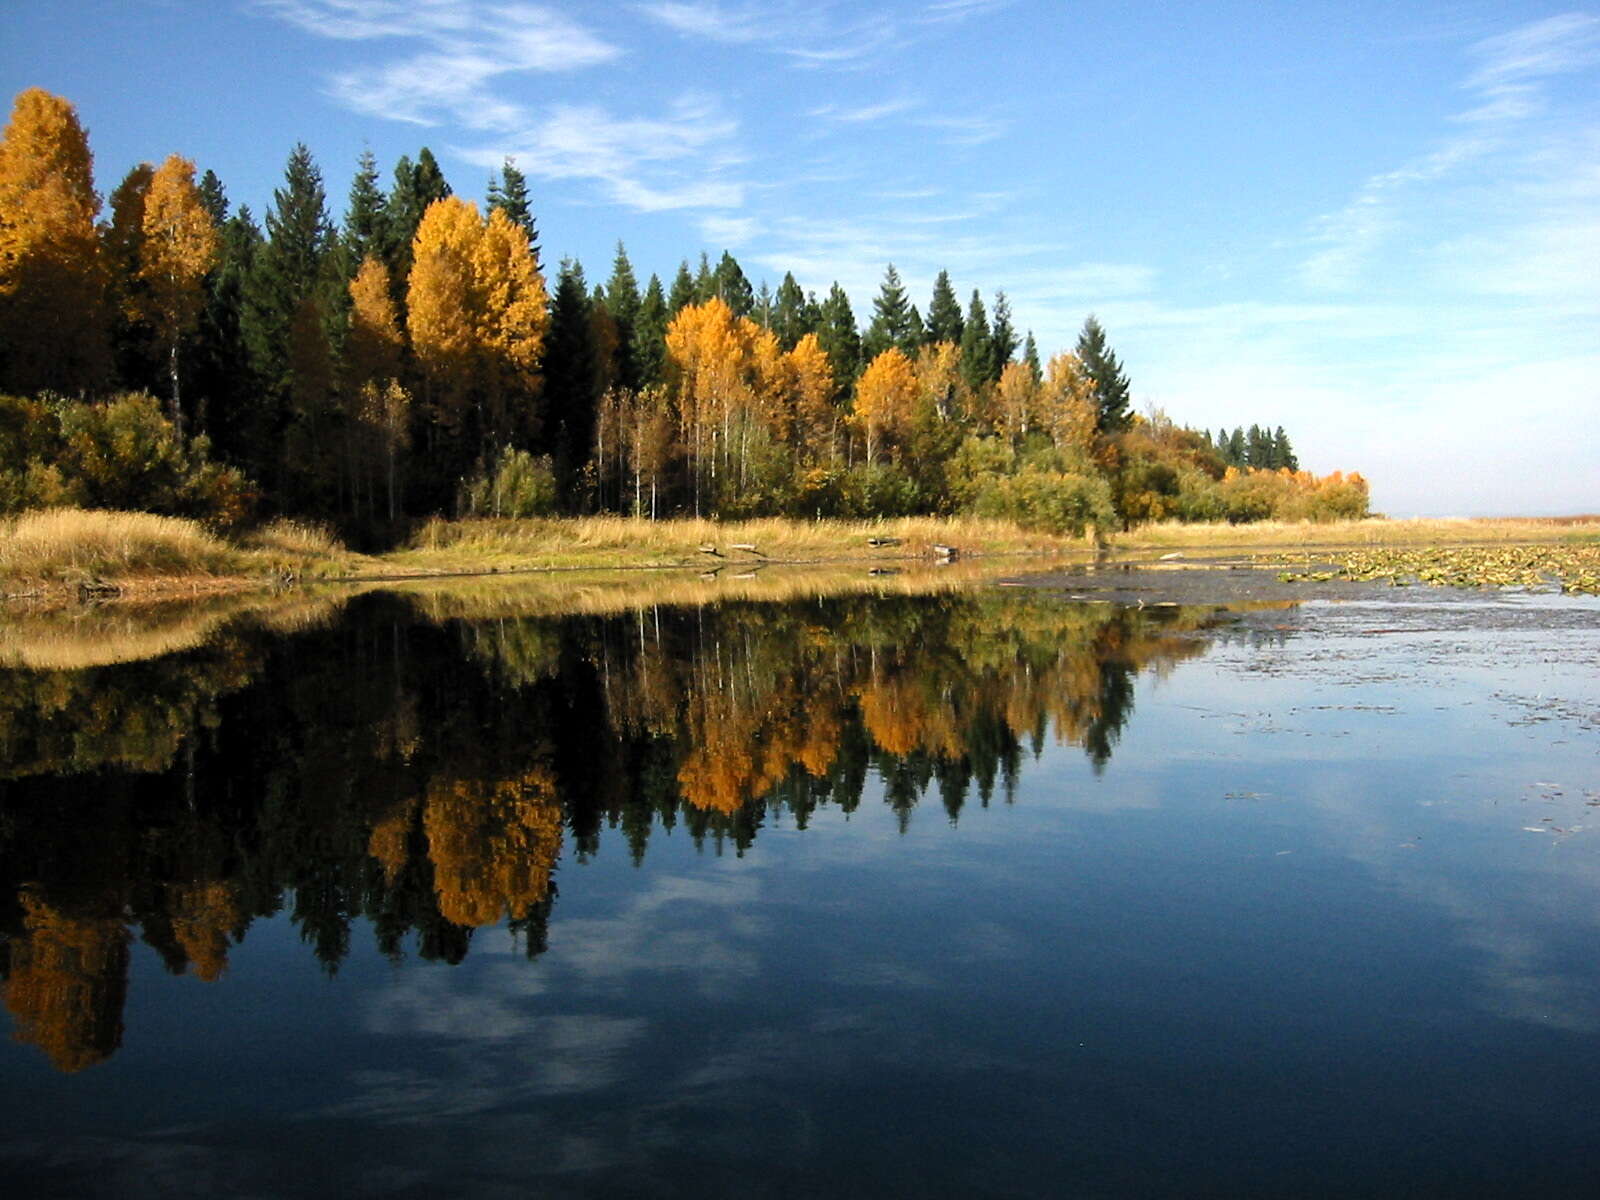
2;582;1598;1197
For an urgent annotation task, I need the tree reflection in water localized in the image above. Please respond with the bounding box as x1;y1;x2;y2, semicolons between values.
0;588;1231;1071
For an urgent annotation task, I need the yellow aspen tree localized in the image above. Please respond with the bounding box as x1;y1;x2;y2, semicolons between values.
0;88;109;393
851;347;917;466
995;360;1039;447
665;297;751;513
406;195;481;431
347;255;406;517
914;340;965;424
749;323;791;442
787;332;836;460
1041;351;1097;461
140;155;218;432
471;206;547;446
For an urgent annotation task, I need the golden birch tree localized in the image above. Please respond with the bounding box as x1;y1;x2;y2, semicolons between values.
0;88;109;393
851;347;917;466
140;154;217;431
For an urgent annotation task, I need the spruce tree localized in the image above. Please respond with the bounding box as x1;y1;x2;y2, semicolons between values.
713;250;753;317
198;169;228;225
1075;315;1131;434
1022;331;1042;385
385;148;451;283
754;279;773;328
633;274;668;386
605;241;642;389
192;204;262;451
542;259;599;498
485;156;537;263
668;260;695;313
341;148;388;279
926;269;964;344
692;252;714;303
989;290;1018;380
958;290;994;392
817;282;862;395
773;271;807;349
1227;427;1245;464
1274;426;1298;471
862;264;918;360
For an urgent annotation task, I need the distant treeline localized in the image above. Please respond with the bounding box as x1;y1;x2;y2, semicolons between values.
0;88;1366;536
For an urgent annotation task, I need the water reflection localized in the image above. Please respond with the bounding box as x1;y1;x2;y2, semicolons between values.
0;588;1230;1072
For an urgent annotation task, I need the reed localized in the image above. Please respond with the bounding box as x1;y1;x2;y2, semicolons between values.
1113;516;1600;550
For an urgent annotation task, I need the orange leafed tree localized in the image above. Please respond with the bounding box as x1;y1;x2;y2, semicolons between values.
851;347;918;466
1040;351;1097;459
787;332;837;457
407;196;481;429
0;87;109;393
140;154;218;430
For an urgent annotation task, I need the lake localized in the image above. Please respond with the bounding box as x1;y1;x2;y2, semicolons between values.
2;572;1598;1197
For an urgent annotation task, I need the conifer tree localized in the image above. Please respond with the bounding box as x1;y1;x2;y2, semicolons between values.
633;274;668;386
0;88;110;393
386;148;451;284
198;169;227;226
192;204;261;449
341;148;388;278
1022;331;1042;384
925;269;964;344
102;163;159;393
665;259;694;314
1273;426;1298;472
692;251;714;303
543;258;599;497
771;272;807;349
1075;315;1131;434
958;289;994;392
713;250;753;317
605;241;642;389
989;290;1017;380
485;156;537;262
816;282;861;397
863;264;919;360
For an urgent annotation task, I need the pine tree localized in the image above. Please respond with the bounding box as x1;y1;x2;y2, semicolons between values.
713;250;753;317
1075;315;1131;434
1022;331;1042;385
989;290;1017;380
1274;426;1298;471
605;241;641;389
633;273;668;386
692;252;714;303
197;169;228;226
0;88;110;394
862;264;919;360
668;260;695;313
386;148;451;284
753;279;773;328
485;156;537;263
771;272;807;349
958;289;994;392
341;148;388;279
241;143;335;486
543;258;598;498
1227;427;1245;464
925;269;963;344
1246;423;1271;467
102;162;159;393
192;204;261;449
816;282;861;397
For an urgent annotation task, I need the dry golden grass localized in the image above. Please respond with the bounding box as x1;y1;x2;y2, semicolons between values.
0;508;362;598
390;557;1037;622
0;508;244;582
1113;516;1600;550
393;514;1094;573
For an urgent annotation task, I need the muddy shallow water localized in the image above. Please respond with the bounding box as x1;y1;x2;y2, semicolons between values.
1;571;1596;1197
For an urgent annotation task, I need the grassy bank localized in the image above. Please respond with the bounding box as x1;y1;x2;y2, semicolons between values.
389;514;1094;573
7;509;1600;606
0;509;365;601
1114;515;1600;550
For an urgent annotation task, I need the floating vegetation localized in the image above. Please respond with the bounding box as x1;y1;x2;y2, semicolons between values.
1269;544;1600;594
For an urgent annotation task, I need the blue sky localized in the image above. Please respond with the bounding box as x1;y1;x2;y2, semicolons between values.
4;1;1597;514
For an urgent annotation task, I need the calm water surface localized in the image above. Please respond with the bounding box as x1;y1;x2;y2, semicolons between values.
2;581;1598;1197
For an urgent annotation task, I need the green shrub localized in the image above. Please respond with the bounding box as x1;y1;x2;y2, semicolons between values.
460;446;558;518
973;467;1115;537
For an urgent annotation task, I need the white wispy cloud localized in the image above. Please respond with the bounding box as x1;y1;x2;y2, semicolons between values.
914;112;1009;146
808;97;920;124
634;0;956;70
1301;12;1600;290
261;1;620;131
919;0;1015;25
458;95;746;212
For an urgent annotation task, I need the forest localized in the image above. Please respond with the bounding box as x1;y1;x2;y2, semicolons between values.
0;88;1369;544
